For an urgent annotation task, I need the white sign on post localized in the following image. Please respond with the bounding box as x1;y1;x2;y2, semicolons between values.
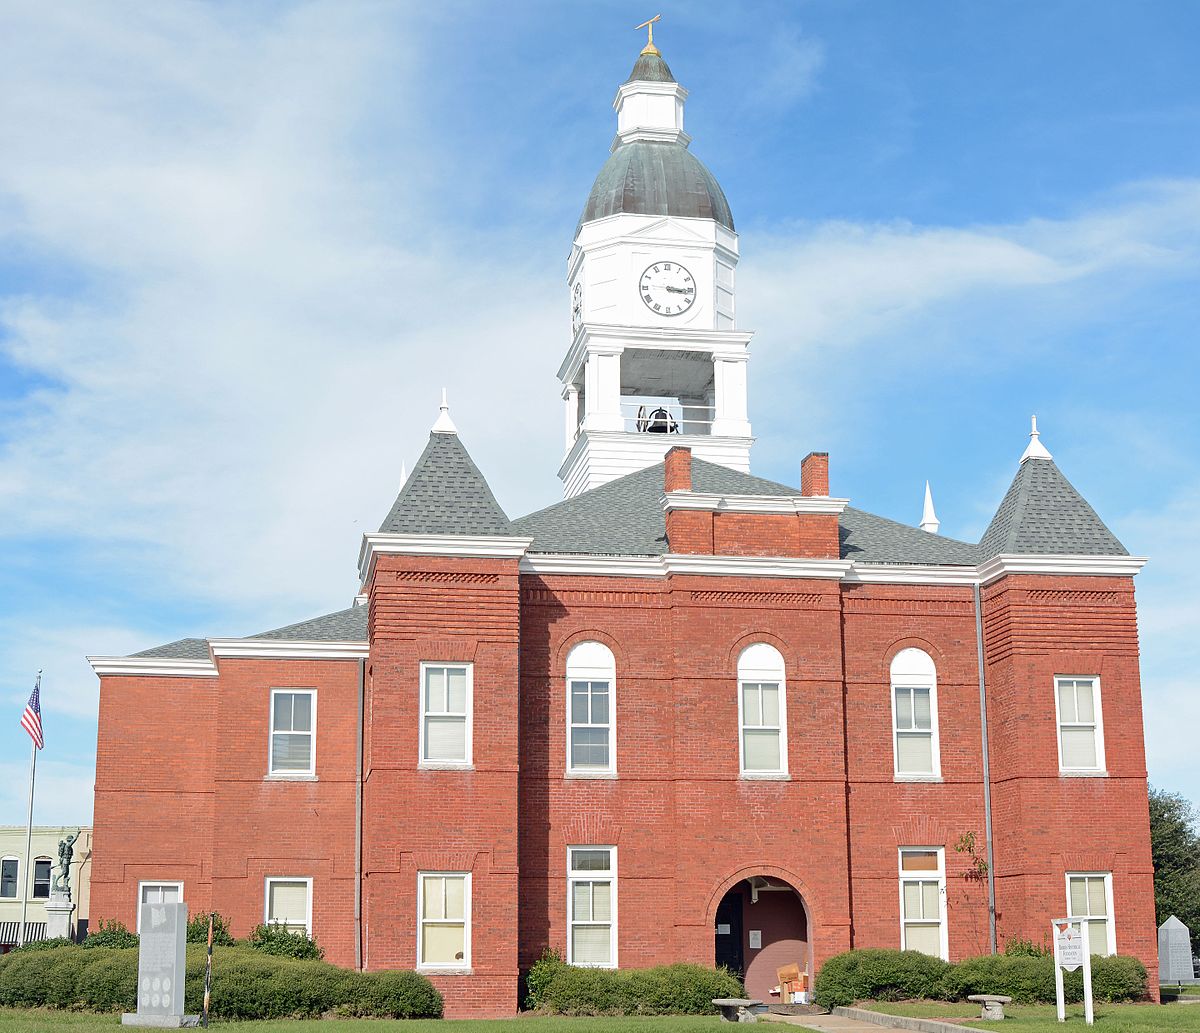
1052;918;1094;1025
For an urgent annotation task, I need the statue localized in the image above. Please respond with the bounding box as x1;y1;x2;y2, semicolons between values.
51;830;79;900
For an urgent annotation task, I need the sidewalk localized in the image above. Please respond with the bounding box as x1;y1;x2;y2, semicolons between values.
760;1013;887;1031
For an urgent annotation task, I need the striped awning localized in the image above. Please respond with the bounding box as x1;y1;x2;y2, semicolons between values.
0;921;46;946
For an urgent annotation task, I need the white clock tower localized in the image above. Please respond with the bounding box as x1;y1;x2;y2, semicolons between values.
558;36;754;498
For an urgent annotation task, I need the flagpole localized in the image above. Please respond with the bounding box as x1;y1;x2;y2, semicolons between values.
18;671;40;948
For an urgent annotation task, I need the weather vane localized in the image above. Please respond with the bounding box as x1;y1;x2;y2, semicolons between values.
635;14;662;56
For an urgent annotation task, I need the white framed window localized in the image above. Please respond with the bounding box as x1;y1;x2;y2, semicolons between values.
417;872;470;969
1055;676;1105;773
419;663;473;767
891;648;940;779
1;857;19;899
899;847;948;959
137;881;183;932
1067;872;1115;955
566;642;615;775
269;688;316;776
264;876;312;936
737;643;788;777
568;846;617;968
32;858;51;899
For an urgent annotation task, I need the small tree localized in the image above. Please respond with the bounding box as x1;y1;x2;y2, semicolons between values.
1149;786;1200;956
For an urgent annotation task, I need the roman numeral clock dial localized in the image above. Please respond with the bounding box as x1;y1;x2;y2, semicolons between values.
639;262;696;316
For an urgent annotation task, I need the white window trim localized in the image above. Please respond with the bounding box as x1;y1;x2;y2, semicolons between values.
567;846;618;969
1054;675;1106;774
1066;871;1117;956
268;687;317;778
31;856;52;899
263;875;313;937
898;847;949;961
416;871;472;971
136;881;184;932
565;645;617;777
1;856;20;899
737;644;789;778
891;651;941;780
418;662;474;769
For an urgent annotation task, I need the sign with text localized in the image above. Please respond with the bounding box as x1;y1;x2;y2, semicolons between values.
1055;920;1085;971
1052;918;1093;1025
136;902;187;1018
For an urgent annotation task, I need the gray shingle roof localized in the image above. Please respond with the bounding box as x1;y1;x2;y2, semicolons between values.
250;605;367;641
978;458;1127;558
626;52;676;84
130;638;211;660
513;458;981;565
378;431;512;536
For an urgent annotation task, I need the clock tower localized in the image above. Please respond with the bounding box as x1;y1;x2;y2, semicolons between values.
558;37;754;498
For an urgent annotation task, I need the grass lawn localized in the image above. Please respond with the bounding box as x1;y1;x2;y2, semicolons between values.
869;1000;1200;1031
0;1012;724;1033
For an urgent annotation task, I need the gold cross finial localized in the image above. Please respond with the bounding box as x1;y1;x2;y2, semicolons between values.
634;14;662;56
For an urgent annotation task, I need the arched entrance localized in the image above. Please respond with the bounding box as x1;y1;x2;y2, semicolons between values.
714;876;811;1005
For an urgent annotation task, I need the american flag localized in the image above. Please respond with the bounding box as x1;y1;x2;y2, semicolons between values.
20;674;43;750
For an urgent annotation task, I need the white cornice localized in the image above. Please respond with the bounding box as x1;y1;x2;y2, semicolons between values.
208;639;368;660
611;128;692;150
661;492;849;516
520;554;665;577
359;532;532;583
519;553;850;580
977;554;1147;584
87;655;218;679
843;564;980;586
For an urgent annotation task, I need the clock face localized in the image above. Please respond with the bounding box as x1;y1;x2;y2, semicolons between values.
571;282;583;334
639;261;696;316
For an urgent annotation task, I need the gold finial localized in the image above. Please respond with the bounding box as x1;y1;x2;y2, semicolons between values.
634;13;662;56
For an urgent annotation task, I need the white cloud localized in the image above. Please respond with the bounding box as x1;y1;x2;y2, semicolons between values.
743;25;825;109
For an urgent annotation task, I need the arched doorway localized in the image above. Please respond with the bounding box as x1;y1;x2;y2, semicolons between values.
714;876;811;1004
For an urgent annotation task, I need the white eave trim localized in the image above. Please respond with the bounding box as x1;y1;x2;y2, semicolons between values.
359;532;533;582
520;554;664;577
977;554;1147;584
208;639;368;660
87;655;218;678
661;491;849;515
520;553;851;579
844;563;981;586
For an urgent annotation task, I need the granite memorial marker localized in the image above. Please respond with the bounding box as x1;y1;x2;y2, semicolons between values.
122;901;196;1028
1159;915;1196;983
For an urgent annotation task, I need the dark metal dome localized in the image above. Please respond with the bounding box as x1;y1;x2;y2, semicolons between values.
578;140;734;231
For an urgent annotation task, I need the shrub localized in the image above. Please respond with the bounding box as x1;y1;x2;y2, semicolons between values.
185;912;235;946
1090;953;1148;1002
815;949;950;1009
524;948;567;1009
82;919;138;950
76;948;138;1011
532;960;742;1015
11;937;75;953
246;923;324;960
1003;937;1052;958
940;953;1059;1004
338;969;445;1019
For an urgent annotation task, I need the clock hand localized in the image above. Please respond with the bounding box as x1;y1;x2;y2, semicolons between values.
663;285;688;294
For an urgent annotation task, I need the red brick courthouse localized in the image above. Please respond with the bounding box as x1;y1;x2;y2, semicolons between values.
88;40;1156;1018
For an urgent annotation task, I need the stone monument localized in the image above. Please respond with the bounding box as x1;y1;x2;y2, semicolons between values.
44;830;79;941
122;901;197;1028
1159;915;1196;983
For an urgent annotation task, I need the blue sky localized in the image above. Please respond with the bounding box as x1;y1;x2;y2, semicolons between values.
1;0;1198;826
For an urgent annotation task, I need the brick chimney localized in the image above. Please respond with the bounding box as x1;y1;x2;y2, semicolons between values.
664;446;693;493
801;452;829;496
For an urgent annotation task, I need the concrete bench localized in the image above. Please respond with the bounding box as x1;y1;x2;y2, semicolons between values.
967;994;1013;1020
713;997;763;1023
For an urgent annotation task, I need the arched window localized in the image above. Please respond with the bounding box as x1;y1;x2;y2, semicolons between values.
566;642;616;775
0;857;18;899
890;648;940;778
737;643;787;777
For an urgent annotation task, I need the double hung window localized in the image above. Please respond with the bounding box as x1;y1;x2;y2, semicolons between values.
270;689;316;776
420;664;472;766
737;643;787;776
0;858;17;899
1056;677;1105;773
32;859;51;899
899;848;947;959
566;643;615;775
568;847;616;967
418;872;470;968
137;881;183;931
265;877;312;936
1067;872;1115;955
891;648;940;778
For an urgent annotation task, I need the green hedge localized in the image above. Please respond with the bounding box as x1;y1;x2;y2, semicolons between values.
814;948;1148;1009
0;943;441;1019
525;951;743;1015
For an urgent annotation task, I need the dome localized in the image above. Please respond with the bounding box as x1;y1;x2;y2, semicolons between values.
578;140;734;232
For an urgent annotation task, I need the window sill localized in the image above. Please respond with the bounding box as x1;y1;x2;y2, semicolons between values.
418;762;475;771
417;967;473;976
894;774;943;783
1060;770;1108;778
739;772;791;781
264;773;318;782
565;770;618;780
